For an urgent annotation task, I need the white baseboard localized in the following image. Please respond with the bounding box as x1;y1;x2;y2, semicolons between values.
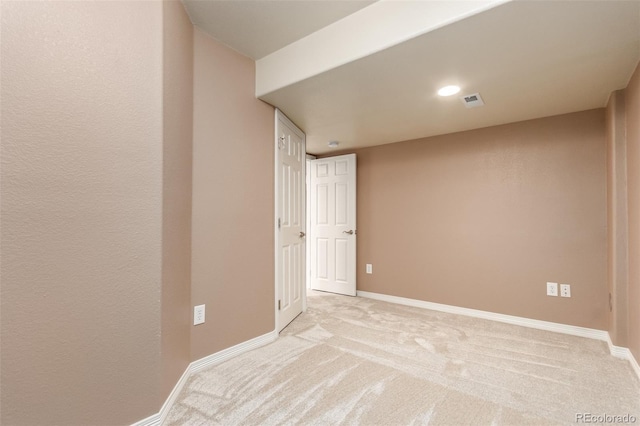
131;413;159;426
630;351;640;379
131;329;278;426
134;292;640;425
190;330;278;374
156;364;192;425
357;291;608;340
605;335;640;380
357;290;640;381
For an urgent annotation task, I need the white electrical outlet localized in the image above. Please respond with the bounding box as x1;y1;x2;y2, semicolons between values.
546;282;558;297
560;284;571;298
194;304;205;325
366;264;373;274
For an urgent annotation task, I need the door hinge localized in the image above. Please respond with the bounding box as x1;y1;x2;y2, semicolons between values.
278;218;281;229
278;300;281;310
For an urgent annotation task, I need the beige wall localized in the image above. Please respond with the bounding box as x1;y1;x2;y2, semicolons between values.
626;61;640;362
1;1;163;424
348;109;607;329
162;0;193;401
606;90;629;347
2;1;633;423
191;29;275;361
1;3;275;423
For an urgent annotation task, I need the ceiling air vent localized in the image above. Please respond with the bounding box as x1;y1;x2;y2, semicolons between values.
461;93;484;108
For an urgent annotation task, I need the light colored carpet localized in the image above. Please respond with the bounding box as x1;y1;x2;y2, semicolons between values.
166;291;640;425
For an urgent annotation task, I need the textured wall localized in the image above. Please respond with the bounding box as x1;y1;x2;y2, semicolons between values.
606;90;629;347
161;0;193;402
351;110;607;329
626;61;640;362
191;29;275;361
1;1;163;424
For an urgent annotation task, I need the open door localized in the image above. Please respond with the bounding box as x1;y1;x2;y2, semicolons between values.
275;110;305;332
309;154;356;296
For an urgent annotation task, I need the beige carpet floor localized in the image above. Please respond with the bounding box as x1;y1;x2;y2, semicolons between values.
166;291;640;425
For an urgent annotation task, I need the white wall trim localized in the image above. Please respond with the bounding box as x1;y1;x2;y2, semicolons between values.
357;291;608;340
134;291;640;425
630;351;640;380
274;109;281;334
190;330;278;374
131;329;278;426
156;367;191;425
357;290;640;381
131;413;159;426
605;335;640;380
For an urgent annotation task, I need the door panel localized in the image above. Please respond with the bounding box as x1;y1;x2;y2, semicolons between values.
317;238;328;279
336;183;348;225
317;185;329;224
276;111;305;332
335;239;348;282
309;154;356;296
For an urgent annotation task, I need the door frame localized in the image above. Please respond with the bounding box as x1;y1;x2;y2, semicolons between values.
305;154;317;291
274;109;307;333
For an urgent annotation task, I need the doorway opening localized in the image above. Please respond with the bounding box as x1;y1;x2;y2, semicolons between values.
306;154;357;297
275;110;358;334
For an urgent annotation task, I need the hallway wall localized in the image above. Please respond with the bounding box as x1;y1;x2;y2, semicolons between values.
1;2;164;424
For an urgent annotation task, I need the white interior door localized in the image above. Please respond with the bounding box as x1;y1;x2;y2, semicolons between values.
276;110;305;332
309;154;357;296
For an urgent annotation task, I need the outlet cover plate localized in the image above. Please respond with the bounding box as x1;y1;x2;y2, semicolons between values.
546;282;558;297
366;264;373;274
194;304;205;325
560;284;571;298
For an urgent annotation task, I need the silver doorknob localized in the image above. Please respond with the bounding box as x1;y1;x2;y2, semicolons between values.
299;231;306;238
343;230;354;235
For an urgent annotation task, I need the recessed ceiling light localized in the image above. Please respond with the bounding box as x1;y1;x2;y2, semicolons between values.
328;141;339;148
438;85;461;97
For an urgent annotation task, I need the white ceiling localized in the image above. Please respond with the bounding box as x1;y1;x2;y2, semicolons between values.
181;0;375;60
183;0;640;155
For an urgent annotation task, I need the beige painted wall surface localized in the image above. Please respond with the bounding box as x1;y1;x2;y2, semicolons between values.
606;90;629;347
1;1;163;424
191;29;275;361
625;61;640;361
352;109;607;329
162;0;193;402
